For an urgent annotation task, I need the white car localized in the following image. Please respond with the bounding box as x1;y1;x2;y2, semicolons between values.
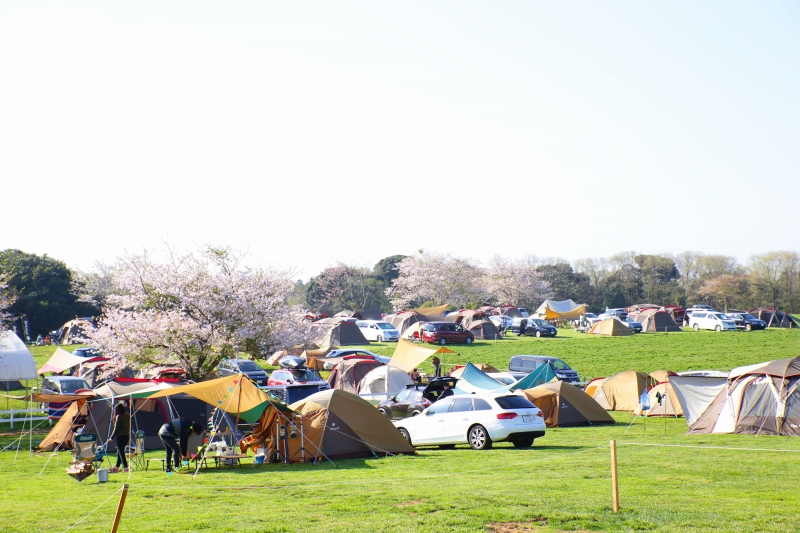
689;312;737;331
393;393;546;450
356;320;400;342
488;315;513;331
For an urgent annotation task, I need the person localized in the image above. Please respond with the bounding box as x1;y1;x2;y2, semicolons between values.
432;356;441;378
409;368;420;383
158;417;204;473
438;383;454;400
109;402;130;473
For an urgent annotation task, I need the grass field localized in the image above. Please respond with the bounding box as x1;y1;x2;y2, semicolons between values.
2;329;799;532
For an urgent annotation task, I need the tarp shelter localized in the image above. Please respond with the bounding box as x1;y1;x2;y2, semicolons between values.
310;318;370;347
55;318;94;345
748;308;799;328
637;310;682;332
633;382;683;417
449;363;499;378
453;362;504;394
326;358;383;394
533;299;587;320
520;381;615;427
38;347;90;375
240;389;414;462
589;371;656;411
468;320;502;340
588;318;633;337
408;304;449;316
669;375;728;426
0;331;37;390
388;339;455;373
357;365;414;398
688;357;800;435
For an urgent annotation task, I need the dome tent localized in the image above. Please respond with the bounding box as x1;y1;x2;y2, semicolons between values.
0;331;37;390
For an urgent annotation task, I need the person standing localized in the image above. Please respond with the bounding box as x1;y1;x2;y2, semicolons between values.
158;417;204;473
432;356;441;378
110;403;130;473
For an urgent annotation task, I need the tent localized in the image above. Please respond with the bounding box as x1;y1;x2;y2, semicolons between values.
496;305;523;319
533;299;586;320
267;344;323;366
0;331;37;390
688;357;800;435
310;318;370;347
332;310;364;320
520;381;615;427
453;362;505;394
357;365;414;402
509;364;558;391
637;310;682;332
38;399;90;451
747;308;799;328
55;318;94;345
449;363;499;378
240;389;414;462
633;382;683;417
384;312;420;335
468;320;502;340
669;375;728;426
588;371;656;411
400;321;426;341
326;358;384;394
649;370;677;383
407;304;449;316
588;318;633;337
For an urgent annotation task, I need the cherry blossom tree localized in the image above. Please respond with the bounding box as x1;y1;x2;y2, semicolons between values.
698;274;748;312
386;252;485;310
83;246;310;381
483;256;552;309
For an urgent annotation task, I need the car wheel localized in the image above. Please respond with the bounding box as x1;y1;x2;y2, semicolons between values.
377;335;382;342
468;425;492;450
438;444;456;450
439;338;447;346
715;325;721;332
693;324;700;330
398;428;412;445
378;408;389;418
465;337;473;345
535;330;542;338
512;438;534;448
410;410;421;417
745;324;752;332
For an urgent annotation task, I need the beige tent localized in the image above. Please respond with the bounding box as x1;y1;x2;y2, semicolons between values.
240;389;415;461
408;304;449;316
400;321;426;340
38;399;89;451
649;369;677;383
633;382;683;417
326;358;384;394
533;299;587;320
588;317;633;337
520;381;615;427
637;310;682;332
592;371;656;411
449;363;499;378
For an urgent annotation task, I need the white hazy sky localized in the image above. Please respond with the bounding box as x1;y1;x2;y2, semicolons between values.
2;2;799;278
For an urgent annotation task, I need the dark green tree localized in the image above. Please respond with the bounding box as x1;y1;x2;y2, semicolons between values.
372;255;408;286
535;263;599;307
634;254;680;305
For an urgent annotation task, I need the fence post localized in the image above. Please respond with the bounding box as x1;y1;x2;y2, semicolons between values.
610;440;619;513
110;484;130;533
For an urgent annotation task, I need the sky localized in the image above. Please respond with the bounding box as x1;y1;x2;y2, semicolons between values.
2;2;799;279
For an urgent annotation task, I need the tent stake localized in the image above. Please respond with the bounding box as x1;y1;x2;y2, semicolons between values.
110;483;129;533
610;440;619;513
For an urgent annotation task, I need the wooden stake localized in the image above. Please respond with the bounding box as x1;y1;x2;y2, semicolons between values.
610;440;619;513
110;484;129;533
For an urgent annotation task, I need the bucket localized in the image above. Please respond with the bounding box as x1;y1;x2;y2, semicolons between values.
254;455;265;465
97;468;109;483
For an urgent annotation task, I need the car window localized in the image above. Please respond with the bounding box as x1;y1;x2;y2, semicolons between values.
474;399;492;411
451;398;474;412
428;398;454;414
42;378;55;391
717;314;729;320
519;359;535;370
237;361;262;372
395;389;409;401
495;396;536;409
412;391;424;400
694;313;706;319
58;379;90;393
550;359;571;371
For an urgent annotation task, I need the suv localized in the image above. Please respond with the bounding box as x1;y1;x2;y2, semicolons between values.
511;318;558;338
726;312;767;331
356;320;400;342
421;322;475;345
620;316;643;333
689;312;737;331
598;308;627;320
217;359;269;386
508;355;580;383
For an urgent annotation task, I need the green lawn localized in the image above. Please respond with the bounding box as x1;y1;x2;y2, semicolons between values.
2;329;799;532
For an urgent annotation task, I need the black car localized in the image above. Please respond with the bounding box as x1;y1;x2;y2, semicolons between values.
726;313;767;331
217;359;269;386
507;355;580;383
377;377;458;420
512;318;558;338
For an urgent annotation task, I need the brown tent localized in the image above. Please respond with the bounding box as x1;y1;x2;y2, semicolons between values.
588;318;633;337
649;369;677;383
38;399;89;451
520;381;615;427
747;308;799;328
241;389;414;461
596;371;656;411
310;319;370;347
326;358;384;394
332;310;364;320
637;310;682;332
468;320;502;340
633;382;683;417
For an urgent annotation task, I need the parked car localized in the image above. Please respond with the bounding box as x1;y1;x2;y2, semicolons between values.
321;349;390;370
620;317;643;333
377;385;431;419
486;372;528;385
511;318;558;338
217;359;269;386
508;355;580;383
726;313;767;331
267;368;328;388
40;376;92;420
598;308;628;320
488;315;514;332
689;312;737;331
356;320;400;342
421;322;475;345
71;346;103;359
584;312;601;325
393;392;546;450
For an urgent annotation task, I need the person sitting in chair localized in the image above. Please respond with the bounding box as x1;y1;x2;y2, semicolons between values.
158;417;203;473
437;383;454;401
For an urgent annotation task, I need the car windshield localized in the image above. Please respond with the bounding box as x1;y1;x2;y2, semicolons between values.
58;379;90;393
376;322;394;330
237;361;262;372
586;313;598;319
531;319;549;327
290;369;320;382
716;314;729;320
548;359;571;371
495;396;536;410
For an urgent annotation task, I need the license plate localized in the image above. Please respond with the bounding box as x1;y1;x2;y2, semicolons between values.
522;415;533;423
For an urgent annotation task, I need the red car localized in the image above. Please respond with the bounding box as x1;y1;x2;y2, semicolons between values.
421;322;475;345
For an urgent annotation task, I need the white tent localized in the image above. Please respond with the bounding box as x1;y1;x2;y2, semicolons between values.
0;331;37;387
357;365;414;404
669;375;728;426
533;299;586;320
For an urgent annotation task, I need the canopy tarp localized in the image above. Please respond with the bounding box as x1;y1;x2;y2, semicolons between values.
0;331;37;381
408;304;449;316
453;362;504;394
388;339;454;372
534;299;587;320
148;374;270;422
38;347;88;375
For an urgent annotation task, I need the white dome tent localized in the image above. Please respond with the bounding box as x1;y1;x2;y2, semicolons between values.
0;331;37;390
357;365;414;404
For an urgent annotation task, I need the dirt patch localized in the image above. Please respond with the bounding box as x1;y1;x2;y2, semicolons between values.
486;517;547;532
396;499;425;507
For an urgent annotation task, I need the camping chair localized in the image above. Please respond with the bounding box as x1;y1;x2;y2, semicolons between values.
67;434;98;482
126;430;146;471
